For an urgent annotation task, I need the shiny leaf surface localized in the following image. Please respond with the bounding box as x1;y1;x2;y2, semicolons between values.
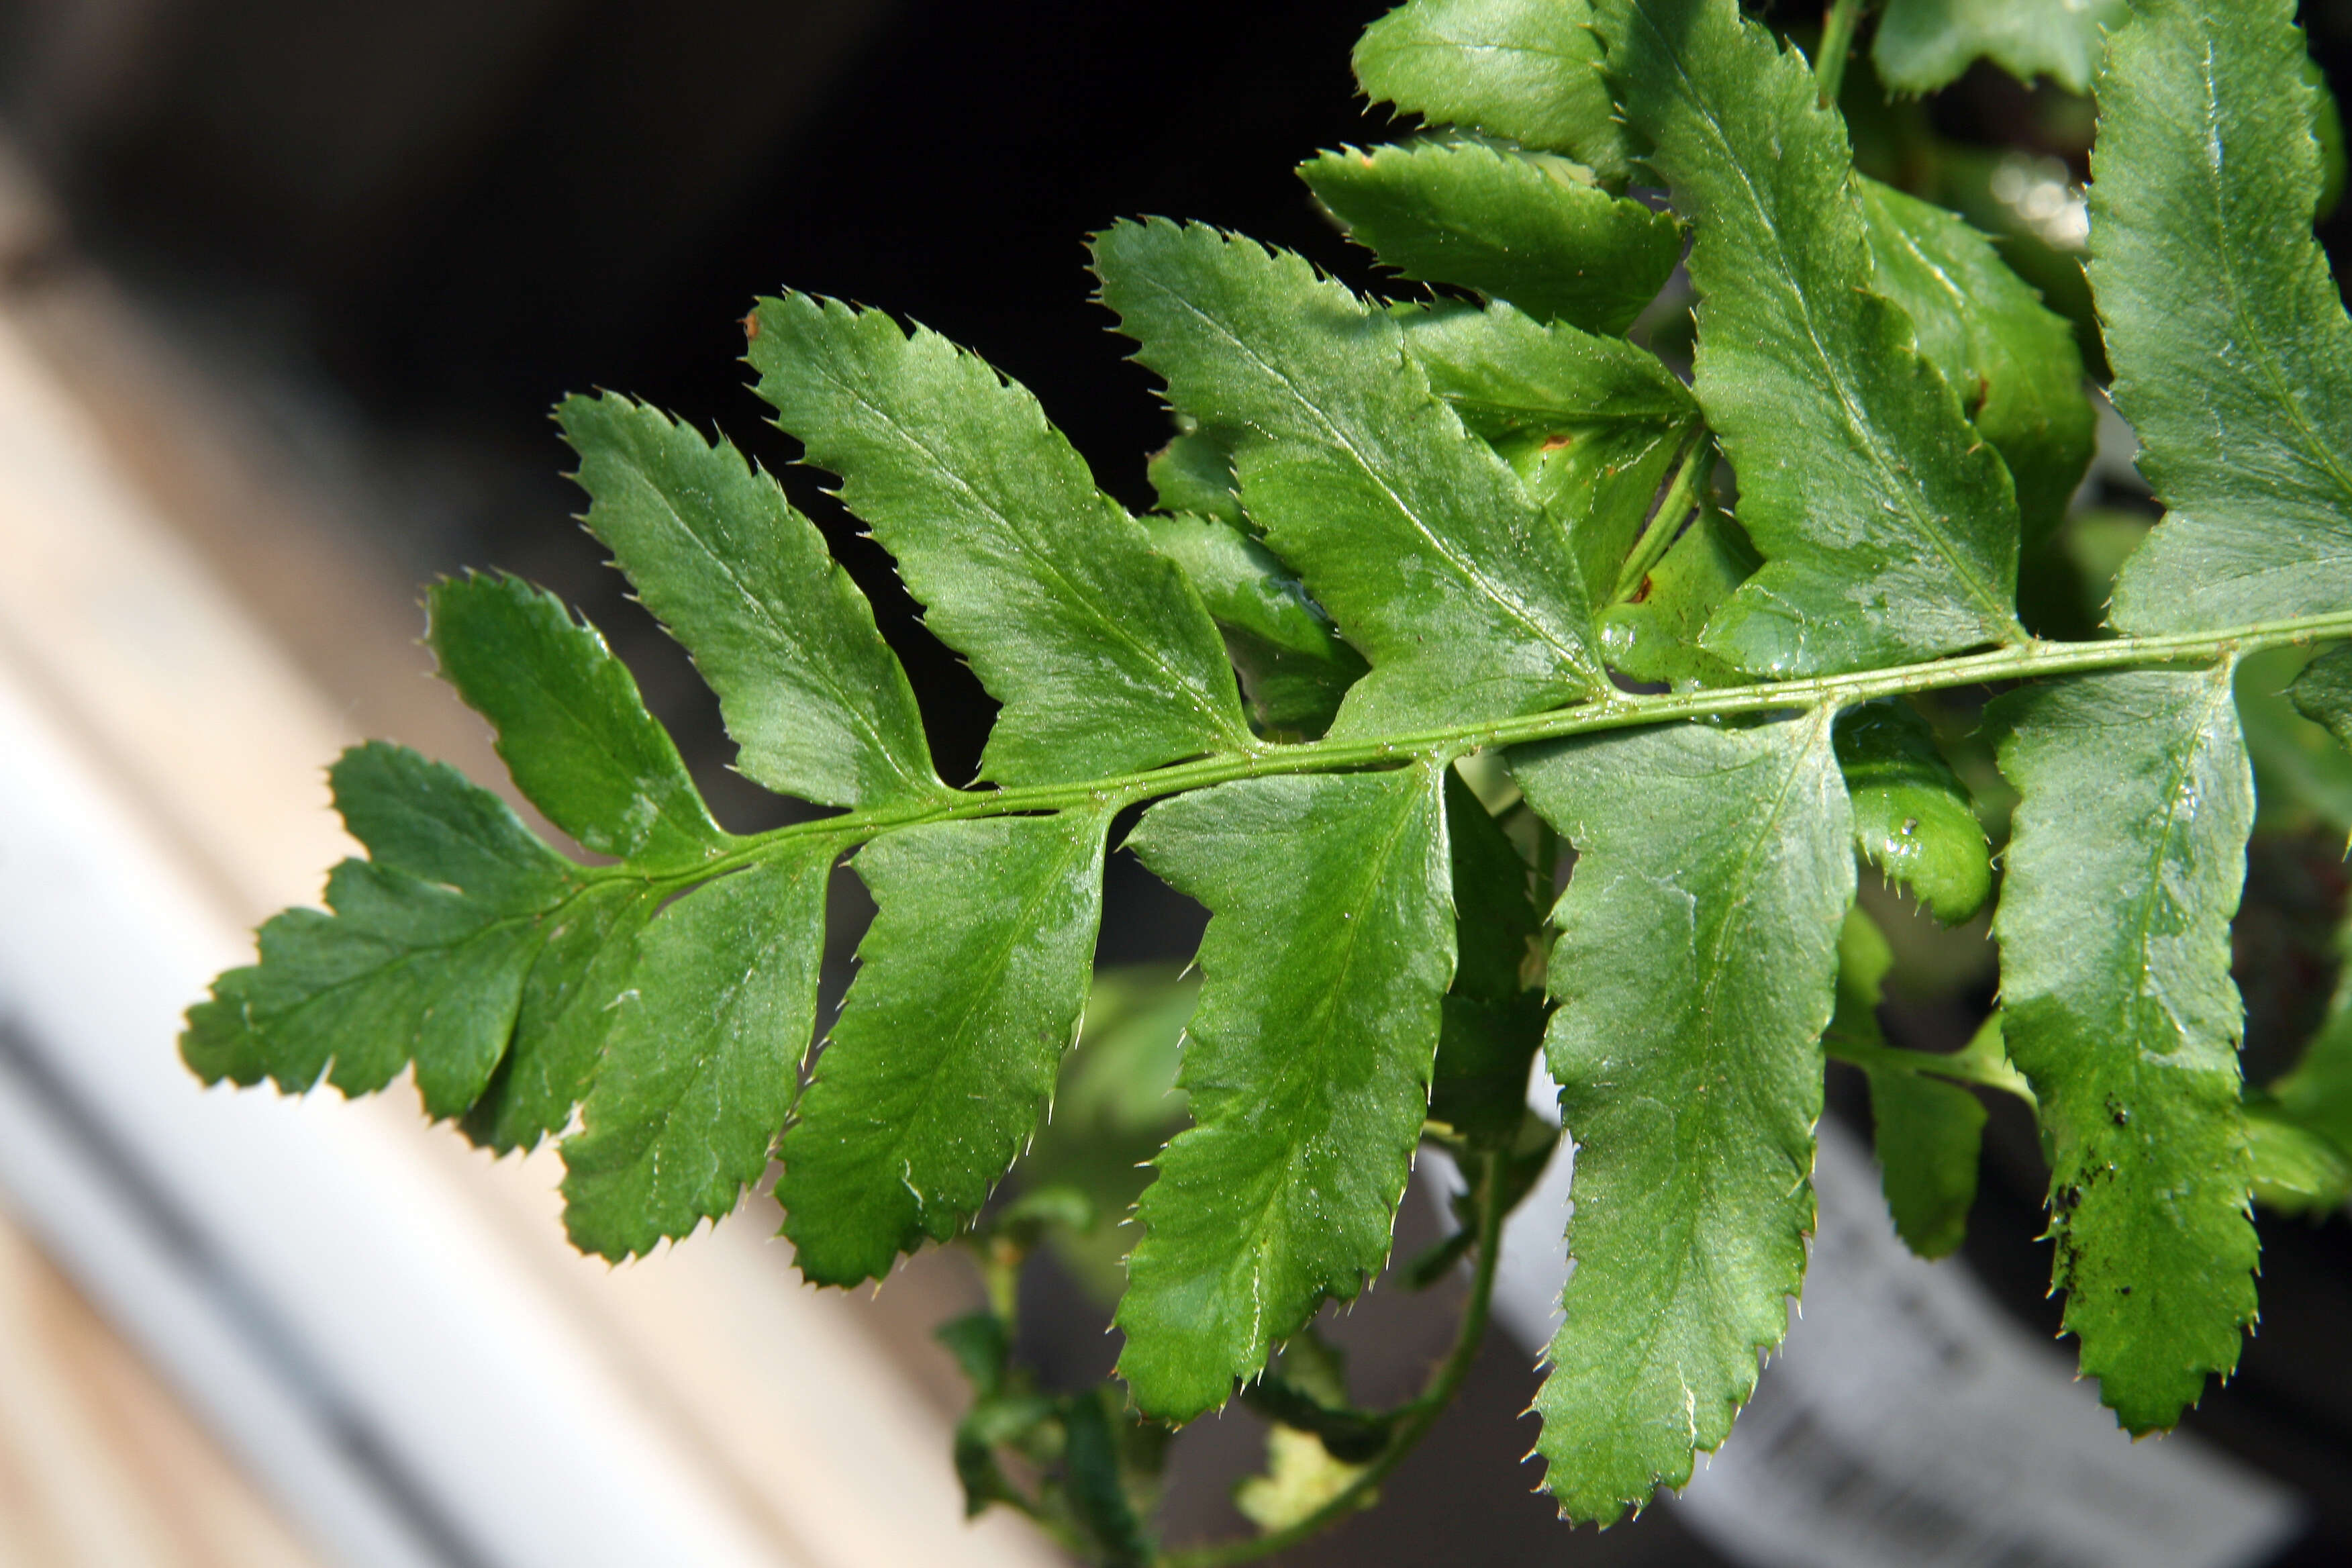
748;294;1253;783
1596;0;2026;675
1300;140;1683;336
1834;699;1992;924
556;393;944;810
1513;711;1851;1522
1117;764;1453;1420
1093;219;1608;733
779;809;1111;1284
561;848;834;1259
2098;0;2352;634
1990;666;2259;1431
1354;0;1630;185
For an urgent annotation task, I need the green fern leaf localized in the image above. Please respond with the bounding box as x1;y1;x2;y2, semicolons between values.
1062;1387;1153;1568
555;393;944;810
1299;141;1682;336
1148;432;1244;526
199;569;738;1153
460;879;660;1154
426;571;728;869
2248;916;2352;1219
1093;220;1608;733
1596;0;2026;674
747;294;1254;783
560;849;833;1259
1399;301;1701;610
1873;0;2127;95
1513;711;1851;1524
1353;0;1630;186
1868;1070;1986;1259
330;740;577;904
778;810;1112;1285
1990;666;2259;1431
2097;0;2352;634
185;743;581;1118
1832;699;1992;925
1440;770;1538;1005
2245;1107;2352;1214
2291;644;2352;751
2267;920;2352;1161
2240;646;2352;838
1427;771;1545;1147
1857;178;2094;548
1599;503;1759;688
1116;764;1453;1420
1140;513;1367;738
175;0;2352;1534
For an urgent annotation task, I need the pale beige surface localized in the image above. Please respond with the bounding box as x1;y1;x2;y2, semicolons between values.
0;173;1057;1566
0;1208;322;1568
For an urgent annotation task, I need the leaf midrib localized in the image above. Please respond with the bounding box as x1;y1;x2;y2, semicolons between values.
2108;668;2236;1094
1361;140;1621;246
1436;399;1694;433
1866;204;1982;371
1382;36;1581;67
618;610;2352;910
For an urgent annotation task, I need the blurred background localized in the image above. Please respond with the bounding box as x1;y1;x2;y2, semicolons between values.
1;1;2351;1563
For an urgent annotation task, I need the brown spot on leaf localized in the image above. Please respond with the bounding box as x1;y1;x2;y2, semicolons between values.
742;311;761;340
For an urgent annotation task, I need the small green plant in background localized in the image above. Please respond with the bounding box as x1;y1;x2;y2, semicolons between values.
183;0;2352;1559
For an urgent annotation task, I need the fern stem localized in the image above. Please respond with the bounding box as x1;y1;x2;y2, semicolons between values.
622;608;2352;888
1607;427;1714;607
1158;1149;1509;1568
1826;1036;2037;1106
1815;0;1871;106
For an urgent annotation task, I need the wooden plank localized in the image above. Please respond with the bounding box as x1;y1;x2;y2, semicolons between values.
0;1206;322;1568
